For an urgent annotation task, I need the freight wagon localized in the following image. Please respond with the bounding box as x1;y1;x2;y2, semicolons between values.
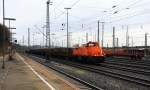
103;48;145;60
27;42;105;63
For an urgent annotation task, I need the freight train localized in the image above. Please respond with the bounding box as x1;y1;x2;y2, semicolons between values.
103;48;145;60
27;42;105;63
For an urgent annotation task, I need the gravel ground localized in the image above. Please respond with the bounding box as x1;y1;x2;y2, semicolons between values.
26;55;92;90
28;55;150;90
87;64;150;81
49;61;150;90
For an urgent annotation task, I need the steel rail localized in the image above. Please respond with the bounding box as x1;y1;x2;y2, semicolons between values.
27;54;150;87
99;63;150;75
24;54;103;90
107;59;150;66
106;62;150;70
52;59;150;87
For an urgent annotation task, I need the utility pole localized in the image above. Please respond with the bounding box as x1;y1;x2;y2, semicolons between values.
42;26;45;47
62;40;63;47
22;35;25;53
131;37;134;47
145;33;148;56
97;20;100;44
86;32;88;43
64;7;71;58
101;22;104;48
107;43;109;48
113;27;115;55
126;25;129;47
98;21;105;47
68;32;72;47
32;34;35;47
2;0;5;69
116;37;119;48
28;28;30;48
46;0;52;48
46;1;48;47
22;36;24;46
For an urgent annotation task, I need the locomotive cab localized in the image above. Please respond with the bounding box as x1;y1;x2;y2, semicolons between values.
86;42;105;57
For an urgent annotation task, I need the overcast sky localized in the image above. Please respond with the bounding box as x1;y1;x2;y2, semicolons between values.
0;0;150;47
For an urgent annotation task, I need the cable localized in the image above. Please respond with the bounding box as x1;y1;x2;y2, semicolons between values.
124;0;141;8
109;9;150;23
54;0;65;9
47;0;150;34
34;25;46;38
109;0;141;15
54;0;81;19
70;0;81;8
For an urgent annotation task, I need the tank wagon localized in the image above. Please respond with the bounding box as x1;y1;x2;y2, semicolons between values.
27;42;105;63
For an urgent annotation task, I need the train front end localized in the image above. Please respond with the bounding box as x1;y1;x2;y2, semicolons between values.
73;42;105;63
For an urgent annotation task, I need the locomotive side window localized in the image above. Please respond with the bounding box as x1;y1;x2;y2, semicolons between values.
88;43;95;47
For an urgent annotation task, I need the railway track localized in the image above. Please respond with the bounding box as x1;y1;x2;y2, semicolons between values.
98;63;150;75
51;58;150;87
108;58;150;65
24;54;103;90
27;54;150;88
105;61;150;70
115;61;150;66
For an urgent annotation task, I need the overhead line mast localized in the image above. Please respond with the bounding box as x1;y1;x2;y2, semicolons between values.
46;0;52;48
28;28;30;48
97;21;104;47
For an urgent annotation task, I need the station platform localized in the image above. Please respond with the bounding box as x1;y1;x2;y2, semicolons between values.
0;53;80;90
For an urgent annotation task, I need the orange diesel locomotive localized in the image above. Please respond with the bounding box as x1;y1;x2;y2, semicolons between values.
72;42;105;63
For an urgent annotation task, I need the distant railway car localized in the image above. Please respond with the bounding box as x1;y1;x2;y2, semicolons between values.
27;42;105;63
103;48;144;60
103;48;125;56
